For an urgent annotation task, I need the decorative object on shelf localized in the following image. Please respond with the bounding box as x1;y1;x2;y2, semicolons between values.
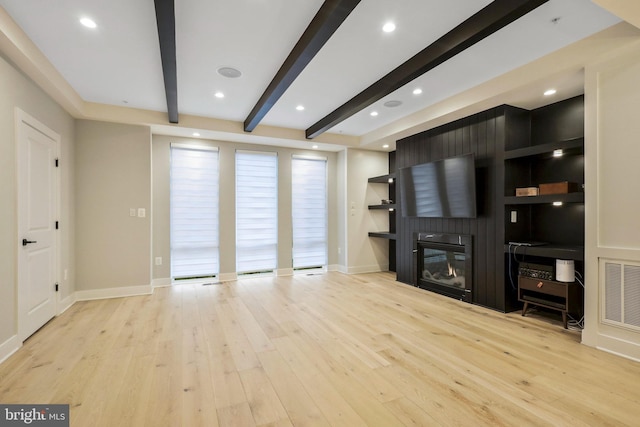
556;259;575;282
515;187;539;196
538;181;580;195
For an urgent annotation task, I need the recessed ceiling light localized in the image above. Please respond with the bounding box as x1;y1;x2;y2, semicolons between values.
553;149;563;157
217;67;242;78
553;201;563;206
544;89;557;96
214;91;224;99
384;100;402;108
382;22;396;33
80;17;97;29
296;105;305;111
383;144;389;149
312;145;318;149
193;132;200;137
370;111;378;117
413;88;422;95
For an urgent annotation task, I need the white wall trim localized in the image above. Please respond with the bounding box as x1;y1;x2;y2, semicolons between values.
346;264;388;275
333;264;349;274
0;335;21;365
594;334;640;363
276;268;294;277
75;285;153;301
219;272;237;282
152;278;171;288
58;293;76;315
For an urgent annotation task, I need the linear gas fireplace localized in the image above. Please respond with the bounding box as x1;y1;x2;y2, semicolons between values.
413;232;473;301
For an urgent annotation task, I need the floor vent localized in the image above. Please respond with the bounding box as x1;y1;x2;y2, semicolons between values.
602;259;640;330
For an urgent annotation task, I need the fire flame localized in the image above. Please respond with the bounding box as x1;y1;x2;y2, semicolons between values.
447;262;457;277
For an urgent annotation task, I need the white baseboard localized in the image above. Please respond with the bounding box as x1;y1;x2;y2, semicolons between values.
276;268;294;277
152;277;171;288
58;293;76;314
75;284;153;301
0;335;21;365
219;272;237;282
588;333;640;363
346;264;387;274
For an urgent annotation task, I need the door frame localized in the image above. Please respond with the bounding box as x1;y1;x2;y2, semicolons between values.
15;108;61;341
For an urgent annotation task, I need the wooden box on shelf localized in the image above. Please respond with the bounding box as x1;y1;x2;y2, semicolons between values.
538;181;580;195
515;187;539;197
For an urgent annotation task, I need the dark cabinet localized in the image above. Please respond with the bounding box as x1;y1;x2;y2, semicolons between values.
519;276;583;328
504;96;585;325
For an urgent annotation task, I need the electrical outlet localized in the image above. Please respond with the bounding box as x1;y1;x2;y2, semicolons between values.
511;210;517;223
155;257;162;266
138;208;146;218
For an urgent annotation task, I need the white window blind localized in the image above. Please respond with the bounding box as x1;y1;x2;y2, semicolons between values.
236;150;278;274
170;144;219;279
292;156;327;269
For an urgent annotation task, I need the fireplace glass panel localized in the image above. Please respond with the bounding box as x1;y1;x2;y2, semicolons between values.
421;246;466;290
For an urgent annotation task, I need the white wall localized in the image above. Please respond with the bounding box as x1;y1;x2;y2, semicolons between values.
75;120;152;294
344;148;390;274
0;54;75;357
583;40;640;360
151;135;340;280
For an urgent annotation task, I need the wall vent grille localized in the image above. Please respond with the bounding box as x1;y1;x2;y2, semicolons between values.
602;259;640;330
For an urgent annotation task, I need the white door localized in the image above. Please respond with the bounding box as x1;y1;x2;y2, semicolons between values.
17;110;59;341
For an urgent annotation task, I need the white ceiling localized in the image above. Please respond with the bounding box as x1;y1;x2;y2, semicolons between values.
0;0;624;148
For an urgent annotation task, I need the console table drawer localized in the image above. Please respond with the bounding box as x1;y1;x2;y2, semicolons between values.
518;277;566;297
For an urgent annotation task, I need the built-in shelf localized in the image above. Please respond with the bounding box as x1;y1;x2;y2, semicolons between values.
504;244;584;261
367;163;397;270
368;204;396;210
504;137;584;160
368;232;397;240
368;173;396;183
504;192;584;205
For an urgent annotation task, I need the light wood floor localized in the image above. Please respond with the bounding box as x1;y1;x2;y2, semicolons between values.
1;272;639;426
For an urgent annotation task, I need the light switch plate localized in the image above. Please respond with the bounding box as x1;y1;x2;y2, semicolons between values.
138;208;146;218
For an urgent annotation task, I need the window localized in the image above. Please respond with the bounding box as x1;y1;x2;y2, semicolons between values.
170;144;219;279
292;156;327;269
236;150;278;274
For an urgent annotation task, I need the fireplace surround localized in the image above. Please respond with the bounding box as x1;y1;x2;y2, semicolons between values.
413;232;473;301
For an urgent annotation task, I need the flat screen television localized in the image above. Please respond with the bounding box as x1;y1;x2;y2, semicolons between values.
398;153;477;218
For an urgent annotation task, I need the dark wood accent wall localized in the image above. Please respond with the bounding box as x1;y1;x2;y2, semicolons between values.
395;106;528;311
394;96;584;312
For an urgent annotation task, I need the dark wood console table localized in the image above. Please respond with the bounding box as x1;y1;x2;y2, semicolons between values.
518;276;583;329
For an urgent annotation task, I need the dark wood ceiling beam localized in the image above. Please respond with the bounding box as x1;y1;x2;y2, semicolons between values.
244;0;361;132
305;0;549;139
154;0;178;123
